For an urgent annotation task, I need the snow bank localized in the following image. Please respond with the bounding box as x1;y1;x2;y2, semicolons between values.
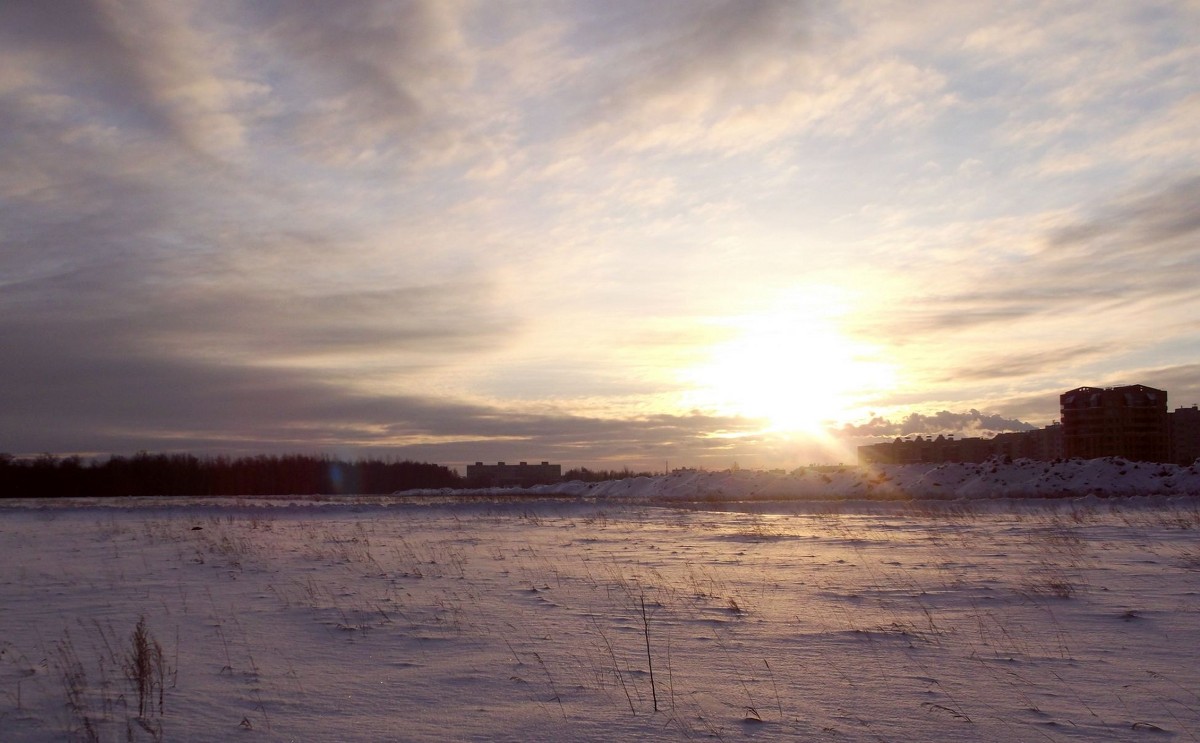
419;457;1200;502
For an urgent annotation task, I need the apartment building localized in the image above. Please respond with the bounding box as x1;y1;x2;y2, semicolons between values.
857;383;1192;465
1171;405;1200;465
1060;385;1169;463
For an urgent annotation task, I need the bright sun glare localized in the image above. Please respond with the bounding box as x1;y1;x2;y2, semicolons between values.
681;301;895;435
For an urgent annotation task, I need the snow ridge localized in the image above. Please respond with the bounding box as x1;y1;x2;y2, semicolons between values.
423;457;1200;502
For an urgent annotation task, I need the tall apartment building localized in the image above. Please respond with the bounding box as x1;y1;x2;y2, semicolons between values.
1060;385;1170;463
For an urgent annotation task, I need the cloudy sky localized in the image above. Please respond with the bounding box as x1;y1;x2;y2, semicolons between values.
2;0;1198;470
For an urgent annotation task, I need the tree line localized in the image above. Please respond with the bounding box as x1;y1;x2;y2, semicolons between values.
561;466;657;482
0;452;462;498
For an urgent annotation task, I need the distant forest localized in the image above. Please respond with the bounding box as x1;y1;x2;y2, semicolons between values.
0;453;462;498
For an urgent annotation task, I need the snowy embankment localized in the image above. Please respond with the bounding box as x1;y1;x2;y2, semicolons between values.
419;457;1200;502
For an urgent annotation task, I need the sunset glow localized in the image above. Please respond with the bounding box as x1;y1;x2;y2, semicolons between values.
682;301;896;435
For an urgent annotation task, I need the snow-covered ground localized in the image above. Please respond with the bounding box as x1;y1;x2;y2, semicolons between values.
2;460;1199;741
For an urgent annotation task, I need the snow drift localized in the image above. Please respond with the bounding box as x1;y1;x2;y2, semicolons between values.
418;457;1200;502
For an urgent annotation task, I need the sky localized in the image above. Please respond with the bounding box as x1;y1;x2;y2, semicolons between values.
2;0;1199;472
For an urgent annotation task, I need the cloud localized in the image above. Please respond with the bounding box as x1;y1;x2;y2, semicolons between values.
0;318;764;464
1110;93;1200;164
0;0;252;156
841;410;1035;440
857;174;1200;350
538;2;811;151
1047;175;1200;257
0;0;492;171
571;0;801;107
932;347;1108;384
1115;363;1200;411
245;0;478;165
554;0;959;156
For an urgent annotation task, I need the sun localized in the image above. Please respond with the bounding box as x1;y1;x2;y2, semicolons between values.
680;309;894;435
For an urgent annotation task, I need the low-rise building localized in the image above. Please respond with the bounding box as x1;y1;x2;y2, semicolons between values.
991;423;1063;461
857;434;995;465
465;461;562;487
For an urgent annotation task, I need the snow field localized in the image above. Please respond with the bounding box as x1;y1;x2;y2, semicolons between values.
1;498;1199;741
